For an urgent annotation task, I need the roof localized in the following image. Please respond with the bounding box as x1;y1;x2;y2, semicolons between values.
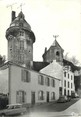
63;59;81;72
10;11;31;31
52;39;64;51
6;11;35;43
0;61;60;81
33;61;49;71
43;39;64;57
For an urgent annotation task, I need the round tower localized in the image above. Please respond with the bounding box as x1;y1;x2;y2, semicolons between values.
6;11;35;68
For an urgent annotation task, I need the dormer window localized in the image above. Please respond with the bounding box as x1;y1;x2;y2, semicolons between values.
19;23;23;27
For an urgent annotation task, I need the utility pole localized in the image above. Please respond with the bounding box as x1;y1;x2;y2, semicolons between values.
53;35;59;40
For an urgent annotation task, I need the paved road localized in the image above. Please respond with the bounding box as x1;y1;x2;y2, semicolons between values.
1;98;80;117
18;98;81;117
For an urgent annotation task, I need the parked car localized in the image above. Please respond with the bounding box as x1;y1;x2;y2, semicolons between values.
71;92;79;98
67;96;71;102
0;103;27;116
57;96;68;103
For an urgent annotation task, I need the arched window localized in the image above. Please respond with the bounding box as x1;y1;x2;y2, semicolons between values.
56;51;60;56
38;91;44;100
51;92;55;100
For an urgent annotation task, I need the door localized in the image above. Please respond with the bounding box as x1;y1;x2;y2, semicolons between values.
31;92;35;105
47;92;49;102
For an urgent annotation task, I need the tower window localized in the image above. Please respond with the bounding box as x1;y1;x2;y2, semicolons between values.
56;51;60;56
19;31;24;36
19;23;23;27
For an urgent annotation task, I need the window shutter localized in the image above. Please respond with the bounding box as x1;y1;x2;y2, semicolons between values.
28;71;30;82
21;69;24;81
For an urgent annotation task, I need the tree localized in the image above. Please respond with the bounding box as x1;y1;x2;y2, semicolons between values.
64;53;80;66
70;56;79;65
0;55;6;65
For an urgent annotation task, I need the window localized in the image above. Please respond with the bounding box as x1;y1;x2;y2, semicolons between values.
46;77;50;86
64;72;66;77
21;70;30;82
68;82;70;88
68;74;69;78
19;23;23;27
51;79;55;87
19;31;24;36
38;75;44;85
71;83;72;89
56;51;60;56
16;90;26;103
71;75;72;80
68;90;69;96
64;89;66;96
51;92;55;100
38;91;44;100
64;80;66;87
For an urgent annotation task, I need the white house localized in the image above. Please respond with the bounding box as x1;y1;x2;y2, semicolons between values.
62;65;75;96
0;61;60;105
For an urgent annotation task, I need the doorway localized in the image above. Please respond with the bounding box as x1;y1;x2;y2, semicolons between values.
31;92;35;105
47;91;49;102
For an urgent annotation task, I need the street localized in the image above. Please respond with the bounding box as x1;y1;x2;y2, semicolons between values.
5;98;81;117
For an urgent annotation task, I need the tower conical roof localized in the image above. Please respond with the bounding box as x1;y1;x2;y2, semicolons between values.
6;11;35;43
10;11;31;31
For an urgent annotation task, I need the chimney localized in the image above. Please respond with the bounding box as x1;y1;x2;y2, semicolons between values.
45;47;47;53
12;11;16;22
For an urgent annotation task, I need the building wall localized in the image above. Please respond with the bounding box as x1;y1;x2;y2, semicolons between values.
62;66;75;96
0;68;9;94
9;64;60;104
8;31;33;68
42;40;64;65
40;60;63;80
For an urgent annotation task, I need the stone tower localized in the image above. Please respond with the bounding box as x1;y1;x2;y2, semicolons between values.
42;39;64;65
6;11;35;68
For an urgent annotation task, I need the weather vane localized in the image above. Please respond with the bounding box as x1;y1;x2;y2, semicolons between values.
53;35;59;40
17;3;25;11
6;3;17;11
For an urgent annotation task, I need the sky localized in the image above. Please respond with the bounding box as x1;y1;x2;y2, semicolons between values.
0;0;81;63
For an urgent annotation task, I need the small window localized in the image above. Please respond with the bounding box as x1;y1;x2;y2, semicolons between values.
64;72;66;77
71;83;72;88
46;77;50;86
64;80;66;87
68;82;70;88
68;74;69;78
38;75;44;85
19;31;24;36
19;23;23;27
51;79;55;87
56;51;60;56
21;70;30;82
64;89;66;96
71;75;72;80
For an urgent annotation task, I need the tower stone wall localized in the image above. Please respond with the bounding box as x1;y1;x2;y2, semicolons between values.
6;11;35;68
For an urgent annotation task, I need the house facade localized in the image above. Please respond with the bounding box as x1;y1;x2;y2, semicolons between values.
62;65;75;96
0;62;60;105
